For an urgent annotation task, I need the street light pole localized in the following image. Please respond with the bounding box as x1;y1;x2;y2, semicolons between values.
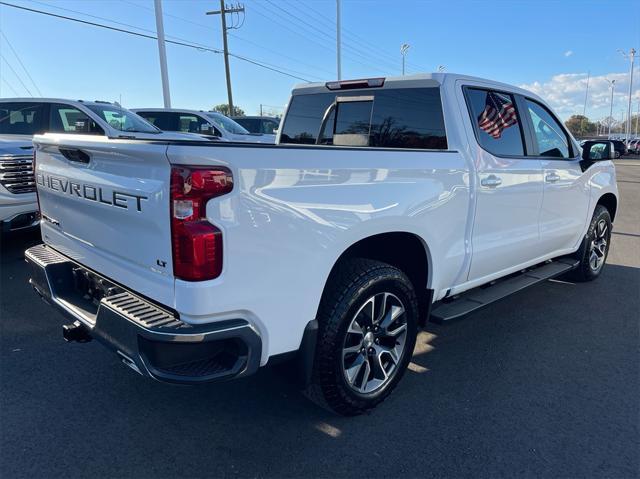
336;0;341;80
582;71;590;116
607;79;616;137
400;44;410;76
154;0;171;108
619;48;636;141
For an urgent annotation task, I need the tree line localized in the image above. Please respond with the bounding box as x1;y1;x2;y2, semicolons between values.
565;114;640;138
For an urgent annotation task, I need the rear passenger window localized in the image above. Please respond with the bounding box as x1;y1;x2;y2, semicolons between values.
525;99;571;158
262;119;279;134
465;88;525;156
370;88;447;149
178;114;208;134
236;118;261;133
280;87;447;149
49;104;104;135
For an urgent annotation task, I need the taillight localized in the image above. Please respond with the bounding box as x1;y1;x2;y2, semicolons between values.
170;166;233;281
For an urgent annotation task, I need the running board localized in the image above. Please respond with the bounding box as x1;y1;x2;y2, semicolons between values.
430;258;579;323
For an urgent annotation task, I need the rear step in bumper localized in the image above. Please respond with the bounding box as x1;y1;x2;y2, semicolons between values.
431;258;580;323
25;244;262;384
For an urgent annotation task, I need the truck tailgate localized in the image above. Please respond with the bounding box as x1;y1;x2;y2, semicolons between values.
34;135;175;306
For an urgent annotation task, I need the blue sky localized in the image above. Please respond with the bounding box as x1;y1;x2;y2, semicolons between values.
0;0;638;121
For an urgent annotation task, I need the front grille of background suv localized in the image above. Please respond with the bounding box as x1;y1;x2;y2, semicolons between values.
0;155;35;194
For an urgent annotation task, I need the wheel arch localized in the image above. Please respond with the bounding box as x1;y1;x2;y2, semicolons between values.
596;192;617;222
317;231;433;324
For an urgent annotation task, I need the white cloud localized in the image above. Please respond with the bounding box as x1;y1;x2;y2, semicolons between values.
520;70;640;120
564;50;573;57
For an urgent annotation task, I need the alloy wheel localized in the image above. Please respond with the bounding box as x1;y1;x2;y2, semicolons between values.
589;219;609;272
341;292;408;394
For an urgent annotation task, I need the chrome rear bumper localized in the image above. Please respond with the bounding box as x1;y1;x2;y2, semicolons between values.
25;244;262;384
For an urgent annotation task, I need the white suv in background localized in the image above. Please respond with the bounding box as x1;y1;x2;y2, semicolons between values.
0;133;38;233
0;98;210;140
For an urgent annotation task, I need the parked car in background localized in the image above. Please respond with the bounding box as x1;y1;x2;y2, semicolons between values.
609;139;627;158
0;99;205;234
232;115;280;136
626;139;639;154
0;98;206;141
132;109;276;144
0;133;38;233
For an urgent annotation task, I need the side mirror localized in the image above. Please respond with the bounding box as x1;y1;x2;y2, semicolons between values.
581;141;615;161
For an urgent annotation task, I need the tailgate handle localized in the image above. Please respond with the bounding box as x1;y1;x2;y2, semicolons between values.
59;148;90;164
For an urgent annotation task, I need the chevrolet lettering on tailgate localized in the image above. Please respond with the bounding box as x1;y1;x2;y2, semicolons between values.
36;173;148;212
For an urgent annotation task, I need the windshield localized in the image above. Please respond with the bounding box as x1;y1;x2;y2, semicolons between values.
205;113;250;135
84;104;160;133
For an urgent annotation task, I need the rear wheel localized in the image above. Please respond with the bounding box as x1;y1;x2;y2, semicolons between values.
306;258;418;416
569;205;612;282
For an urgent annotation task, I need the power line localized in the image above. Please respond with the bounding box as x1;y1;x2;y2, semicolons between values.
265;0;336;42
250;1;388;75
228;33;331;79
27;0;323;80
0;1;313;82
293;0;429;73
264;0;398;73
265;0;413;73
0;31;43;95
1;77;20;96
26;0;160;35
120;0;220;32
119;0;330;78
0;54;33;96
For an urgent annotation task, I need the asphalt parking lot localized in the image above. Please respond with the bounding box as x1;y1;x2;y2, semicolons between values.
1;160;638;479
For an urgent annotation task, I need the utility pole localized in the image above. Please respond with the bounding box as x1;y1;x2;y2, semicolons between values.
154;0;171;108
207;1;245;116
400;44;410;76
619;48;636;142
336;0;342;80
607;79;616;137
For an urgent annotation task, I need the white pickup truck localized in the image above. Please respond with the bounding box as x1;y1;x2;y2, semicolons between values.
26;74;618;415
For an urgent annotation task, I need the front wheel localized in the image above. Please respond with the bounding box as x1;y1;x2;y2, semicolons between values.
306;258;419;416
569;205;612;282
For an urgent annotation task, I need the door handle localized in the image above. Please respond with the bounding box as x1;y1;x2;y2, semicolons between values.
59;148;90;164
545;173;561;183
480;175;502;188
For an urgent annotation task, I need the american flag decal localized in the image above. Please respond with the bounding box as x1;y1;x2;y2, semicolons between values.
478;92;518;139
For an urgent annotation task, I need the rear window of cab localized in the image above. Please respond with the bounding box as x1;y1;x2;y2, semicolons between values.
280;87;447;150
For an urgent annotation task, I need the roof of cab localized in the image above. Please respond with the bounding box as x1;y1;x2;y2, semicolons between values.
0;98;118;107
291;72;544;104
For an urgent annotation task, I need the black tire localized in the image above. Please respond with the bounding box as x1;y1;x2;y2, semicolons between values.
569;205;612;282
306;258;419;416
